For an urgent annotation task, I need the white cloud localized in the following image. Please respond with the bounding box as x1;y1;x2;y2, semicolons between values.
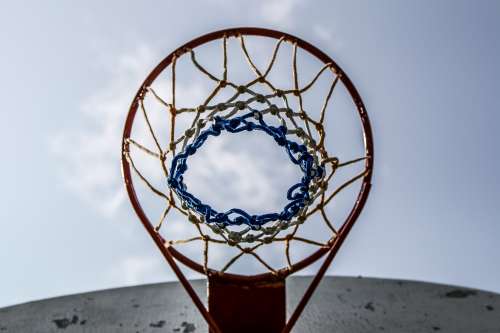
108;255;169;285
50;45;159;217
313;24;333;41
185;132;299;214
259;0;301;26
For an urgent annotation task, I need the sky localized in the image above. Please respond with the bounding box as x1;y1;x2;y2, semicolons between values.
1;0;500;308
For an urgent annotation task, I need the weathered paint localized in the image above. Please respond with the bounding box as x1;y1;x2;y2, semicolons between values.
0;277;498;332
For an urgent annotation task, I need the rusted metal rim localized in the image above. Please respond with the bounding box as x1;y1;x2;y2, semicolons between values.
121;27;374;283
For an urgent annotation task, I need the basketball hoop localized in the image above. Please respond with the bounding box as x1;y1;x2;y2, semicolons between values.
122;27;373;333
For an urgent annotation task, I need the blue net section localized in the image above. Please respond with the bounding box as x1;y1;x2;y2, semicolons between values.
168;110;324;230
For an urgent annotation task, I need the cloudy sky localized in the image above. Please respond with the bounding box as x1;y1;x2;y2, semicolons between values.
1;0;500;308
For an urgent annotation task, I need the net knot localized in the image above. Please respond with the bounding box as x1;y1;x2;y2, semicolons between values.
327;63;336;73
256;94;266;103
185;128;195;138
242;247;252;254
253;111;262;120
235;101;246;110
219;79;227;88
210;225;222;234
197;119;206;128
262;237;273;244
322;157;339;167
269;104;279;115
139;86;148;100
216;103;227;111
237;85;247;94
196;105;206;113
188;213;199;224
251;224;261;231
275;268;289;279
244;234;256;242
308;140;317;150
228;231;242;243
169;105;177;116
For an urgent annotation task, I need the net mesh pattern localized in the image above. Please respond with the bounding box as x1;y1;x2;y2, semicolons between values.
123;34;370;275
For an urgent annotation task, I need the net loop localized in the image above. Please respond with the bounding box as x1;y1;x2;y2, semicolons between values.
168;109;325;230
